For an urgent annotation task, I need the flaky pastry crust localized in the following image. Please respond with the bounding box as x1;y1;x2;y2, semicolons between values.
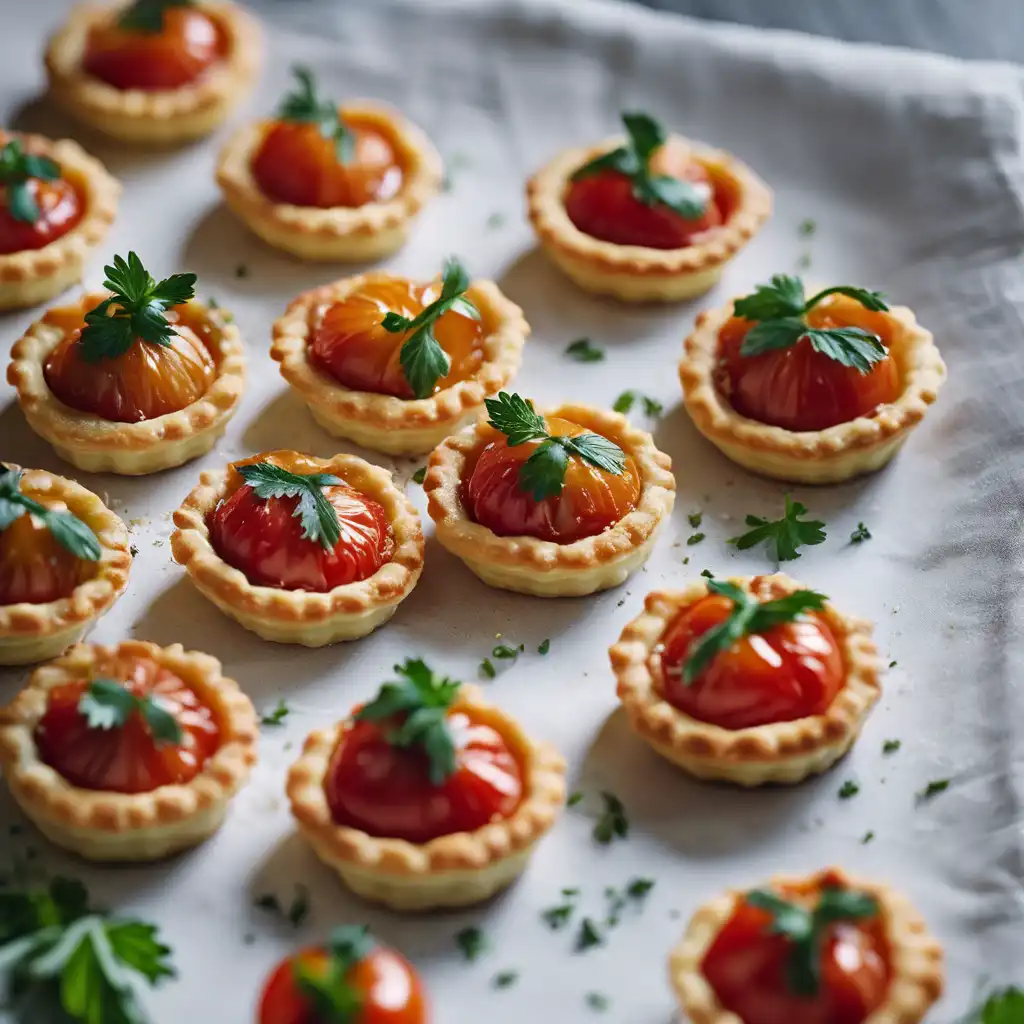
610;574;880;785
0;467;131;666
670;867;944;1024
45;1;262;143
271;273;529;455
0;132;119;311
7;293;247;475
424;402;675;596
527;134;771;302
286;685;566;911
170;449;424;646
679;294;947;483
217;105;443;261
0;640;258;861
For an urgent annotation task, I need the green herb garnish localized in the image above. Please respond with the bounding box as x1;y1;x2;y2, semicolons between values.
118;0;193;31
687;532;705;546
565;338;605;362
919;779;950;800
883;739;901;754
411;466;427;485
78;679;184;745
593;791;628;844
479;658;496;680
455;926;488;961
542;903;576;931
626;878;655;899
538;638;551;655
861;831;875;844
293;926;374;1021
613;390;662;416
492;643;523;660
729;495;826;562
261;700;290;726
236;462;343;551
850;522;872;543
961;987;1024;1023
0;139;60;224
576;917;604;952
838;780;860;800
493;970;518;988
567;790;583;807
287;886;310;927
585;992;610;1012
0;467;101;561
798;218;816;237
278;66;355;164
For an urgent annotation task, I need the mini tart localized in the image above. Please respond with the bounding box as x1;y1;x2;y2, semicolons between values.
45;1;262;144
7;292;246;475
286;685;566;911
271;273;529;456
217;104;443;261
425;403;675;597
0;132;119;312
670;867;944;1024
527;134;770;303
610;574;880;785
0;467;131;666
679;293;947;484
170;450;424;645
0;640;258;861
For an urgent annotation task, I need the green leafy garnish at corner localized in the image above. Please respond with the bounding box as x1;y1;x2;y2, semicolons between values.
729;494;826;562
119;0;194;32
78;679;184;746
278;66;355;165
0;875;175;1024
565;338;604;363
682;579;828;685
850;522;872;543
960;987;1024;1024
484;391;626;502
236;462;343;551
593;790;628;844
746;885;878;997
572;112;707;219
455;926;488;962
0;467;101;561
260;700;290;726
380;257;480;398
355;659;460;785
0;139;60;224
79;252;196;363
733;274;890;372
293;925;375;1022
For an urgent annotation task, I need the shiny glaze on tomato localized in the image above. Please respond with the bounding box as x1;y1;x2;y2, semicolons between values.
252;118;403;209
0;510;89;605
309;277;485;399
34;656;220;794
325;709;523;844
43;305;216;423
715;294;903;432
259;944;427;1024
0;178;83;255
702;880;890;1024
83;7;224;91
464;417;640;544
658;589;844;730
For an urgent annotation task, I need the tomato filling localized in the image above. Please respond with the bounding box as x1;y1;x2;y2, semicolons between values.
325;709;523;844
0;510;90;605
83;7;224;91
0;177;84;255
715;294;903;432
34;656;220;794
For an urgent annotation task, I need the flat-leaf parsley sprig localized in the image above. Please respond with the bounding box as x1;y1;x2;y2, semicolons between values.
0;466;101;561
278;65;355;165
0;139;60;224
380;257;480;399
734;274;890;372
293;925;375;1020
236;462;344;551
729;494;826;562
78;678;184;745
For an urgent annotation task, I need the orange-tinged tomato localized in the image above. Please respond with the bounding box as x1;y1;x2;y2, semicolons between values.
325;710;523;844
83;7;223;91
309;278;484;399
0;178;83;255
658;593;844;730
258;945;427;1024
209;480;394;592
464;416;641;544
715;294;903;432
0;511;88;605
252;119;403;209
34;656;220;794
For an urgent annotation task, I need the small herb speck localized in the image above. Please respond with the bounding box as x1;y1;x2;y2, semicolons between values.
287;886;309;927
919;779;950;800
493;970;518;989
688;512;703;529
850;522;872;543
838;780;860;800
889;660;897;668
613;391;636;414
576;917;603;952
700;569;714;579
480;658;496;680
456;926;488;961
799;218;816;237
627;877;655;899
585;992;610;1012
861;830;875;844
412;466;426;485
260;699;289;726
565;338;604;362
538;638;551;655
129;543;139;557
687;532;705;546
593;791;628;844
883;739;901;754
567;790;583;807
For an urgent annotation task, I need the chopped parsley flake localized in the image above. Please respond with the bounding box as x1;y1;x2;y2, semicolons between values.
260;700;290;726
799;218;816;237
576;917;603;952
538;638;551;655
861;831;875;844
585;992;610;1012
850;522;872;543
565;338;604;362
567;790;583;807
492;970;518;988
882;739;901;754
838;780;860;800
455;926;488;961
593;791;628;844
687;532;706;545
480;658;496;680
919;779;950;800
688;511;703;529
412;466;426;484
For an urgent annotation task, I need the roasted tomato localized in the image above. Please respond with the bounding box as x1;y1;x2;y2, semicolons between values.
0;511;88;605
715;294;903;432
0;178;83;255
34;656;220;794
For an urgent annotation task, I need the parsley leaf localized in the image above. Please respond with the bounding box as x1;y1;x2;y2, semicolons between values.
729;494;826;562
838;780;860;799
479;658;496;679
585;992;610;1012
538;638;551;655
118;0;193;32
963;987;1024;1024
593;791;628;844
294;925;374;1020
0;139;60;224
278;66;355;164
411;466;427;485
614;390;662;416
236;462;343;550
455;926;488;961
567;790;583;807
493;970;519;988
565;338;604;362
627;878;655;899
0;467;101;561
78;679;184;746
919;779;950;800
850;522;872;543
882;739;901;754
260;700;290;726
613;390;636;413
576;917;604;952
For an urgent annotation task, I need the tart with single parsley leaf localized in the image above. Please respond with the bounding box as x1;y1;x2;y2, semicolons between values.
671;867;943;1024
0;639;257;861
217;66;442;261
7;251;246;474
287;659;565;910
425;392;675;596
45;0;262;143
272;259;528;455
610;573;879;785
527;111;771;302
171;450;424;645
259;925;428;1023
0;465;130;666
0;132;119;311
679;275;946;483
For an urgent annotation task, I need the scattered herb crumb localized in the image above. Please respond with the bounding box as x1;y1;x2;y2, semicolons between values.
287;886;309;927
613;391;636;414
456;926;488;961
687;532;705;546
411;466;426;485
850;522;872;543
492;970;518;988
838;780;860;800
235;263;249;278
641;396;663;417
565;338;604;362
480;658;496;680
576;917;604;952
492;643;524;661
593;791;628;844
260;700;289;726
919;779;950;800
861;830;875;844
701;569;714;579
688;512;703;529
562;887;580;897
567;790;583;807
542;903;575;931
585;992;610;1012
626;877;655;899
799;218;816;237
882;739;902;754
888;660;898;668
538;638;551;655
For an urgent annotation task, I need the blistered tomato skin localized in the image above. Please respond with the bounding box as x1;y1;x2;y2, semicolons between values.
258;945;428;1024
0;512;87;605
658;594;844;730
464;416;641;544
209;482;394;592
34;657;220;794
0;178;84;255
325;710;523;844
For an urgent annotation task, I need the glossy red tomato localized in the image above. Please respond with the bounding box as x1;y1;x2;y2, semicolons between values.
34;656;220;794
658;592;844;730
0;178;83;255
325;710;523;843
0;511;87;605
258;944;427;1024
83;7;223;91
464;416;641;544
